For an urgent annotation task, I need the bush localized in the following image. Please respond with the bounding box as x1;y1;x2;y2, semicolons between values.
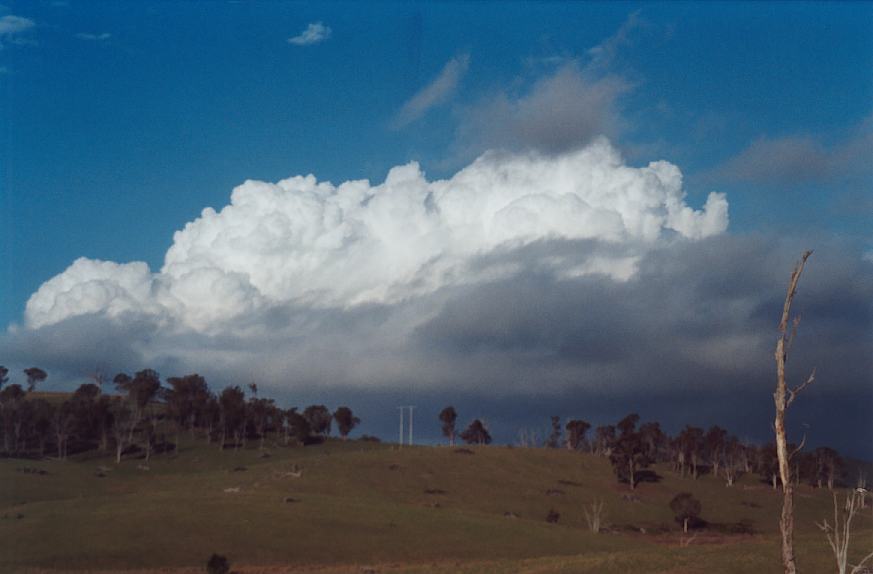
546;509;560;523
206;553;230;574
669;492;702;533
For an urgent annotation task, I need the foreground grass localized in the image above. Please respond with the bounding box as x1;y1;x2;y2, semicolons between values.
2;439;871;573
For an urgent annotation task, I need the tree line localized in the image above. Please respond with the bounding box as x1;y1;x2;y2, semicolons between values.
0;366;360;463
0;365;850;493
437;406;848;492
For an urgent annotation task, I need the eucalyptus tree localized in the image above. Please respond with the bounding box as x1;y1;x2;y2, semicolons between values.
460;419;491;445
23;367;47;392
333;406;360;441
565;419;591;451
439;406;458;446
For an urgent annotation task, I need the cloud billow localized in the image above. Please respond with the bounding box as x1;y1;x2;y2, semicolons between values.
22;138;727;333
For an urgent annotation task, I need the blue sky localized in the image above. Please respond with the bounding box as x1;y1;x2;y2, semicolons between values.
3;2;871;327
1;2;871;454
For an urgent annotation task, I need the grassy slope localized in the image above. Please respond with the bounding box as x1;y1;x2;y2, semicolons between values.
1;439;871;573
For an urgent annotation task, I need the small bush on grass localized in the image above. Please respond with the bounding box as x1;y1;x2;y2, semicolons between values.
207;553;230;574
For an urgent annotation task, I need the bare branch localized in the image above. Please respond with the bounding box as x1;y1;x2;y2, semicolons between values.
679;532;698;547
787;369;816;407
789;434;807;460
850;550;873;574
778;250;813;334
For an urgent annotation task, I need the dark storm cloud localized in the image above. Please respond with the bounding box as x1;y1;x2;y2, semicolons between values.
415;236;872;395
0;313;155;382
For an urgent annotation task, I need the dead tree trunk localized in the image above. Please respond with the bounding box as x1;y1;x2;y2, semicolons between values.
774;250;815;574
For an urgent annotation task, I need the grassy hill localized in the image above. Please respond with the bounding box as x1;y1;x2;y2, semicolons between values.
1;438;871;573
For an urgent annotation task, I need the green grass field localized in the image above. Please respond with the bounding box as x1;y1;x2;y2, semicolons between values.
1;439;871;573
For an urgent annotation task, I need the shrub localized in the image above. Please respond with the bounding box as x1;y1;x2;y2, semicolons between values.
546;509;560;523
670;492;702;533
206;553;230;574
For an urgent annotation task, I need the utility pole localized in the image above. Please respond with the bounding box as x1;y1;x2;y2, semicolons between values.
397;406;405;447
397;406;416;447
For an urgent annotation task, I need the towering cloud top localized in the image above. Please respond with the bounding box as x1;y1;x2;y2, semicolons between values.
25;139;728;331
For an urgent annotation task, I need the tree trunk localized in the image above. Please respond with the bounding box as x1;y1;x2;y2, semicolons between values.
775;332;797;574
779;484;797;574
13;421;23;454
629;459;635;490
128;410;140;444
684;518;688;534
774;250;812;574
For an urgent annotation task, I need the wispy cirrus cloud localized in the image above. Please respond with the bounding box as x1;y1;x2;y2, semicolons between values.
75;32;111;42
287;22;331;46
586;9;644;71
0;14;35;47
392;53;470;128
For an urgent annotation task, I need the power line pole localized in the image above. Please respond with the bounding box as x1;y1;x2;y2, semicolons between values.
397;406;405;448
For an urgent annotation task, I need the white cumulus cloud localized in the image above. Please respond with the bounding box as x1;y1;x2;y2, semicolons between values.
287;22;331;46
24;138;728;332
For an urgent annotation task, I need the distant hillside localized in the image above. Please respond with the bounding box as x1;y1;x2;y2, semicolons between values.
2;438;871;573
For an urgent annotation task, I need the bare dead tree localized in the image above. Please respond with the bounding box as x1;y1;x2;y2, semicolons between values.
583;499;605;533
516;427;541;448
816;489;873;574
91;365;107;394
679;532;699;548
774;250;815;574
